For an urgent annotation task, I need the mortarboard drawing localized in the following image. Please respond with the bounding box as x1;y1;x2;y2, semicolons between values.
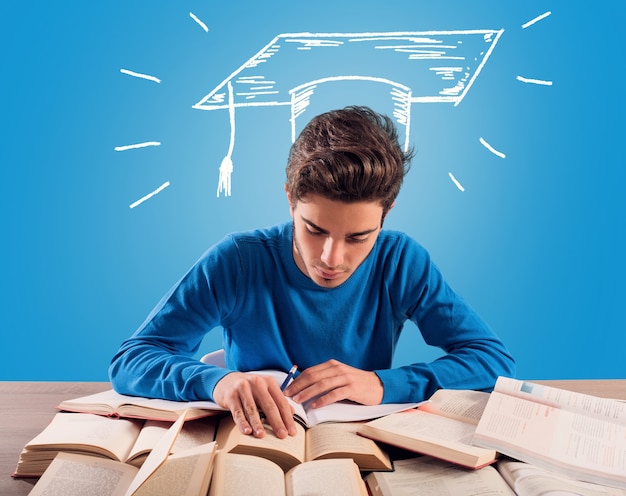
118;12;552;206
192;29;505;197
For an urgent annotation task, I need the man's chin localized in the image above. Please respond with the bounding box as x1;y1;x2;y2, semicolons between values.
311;268;349;287
313;277;344;288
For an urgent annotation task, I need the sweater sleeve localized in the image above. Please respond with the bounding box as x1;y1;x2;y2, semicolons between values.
376;242;515;403
108;237;242;401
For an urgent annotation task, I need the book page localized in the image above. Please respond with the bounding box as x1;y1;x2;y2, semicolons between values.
303;398;422;426
215;416;306;472
247;368;421;426
474;392;626;488
286;458;368;496
171;416;219;452
26;413;143;462
126;420;170;466
497;459;626;496
364;409;480;447
125;412;187;495
126;416;218;467
494;377;626;423
208;452;286;496
305;422;391;470
419;389;490;425
28;452;138;496
365;457;515;496
132;442;217;496
359;409;496;468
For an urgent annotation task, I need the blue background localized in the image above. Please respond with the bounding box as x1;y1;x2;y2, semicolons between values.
2;1;625;382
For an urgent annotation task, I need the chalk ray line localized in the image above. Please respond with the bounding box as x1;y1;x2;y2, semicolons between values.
479;137;506;159
522;11;552;29
516;75;553;86
129;181;170;209
448;172;465;192
115;141;161;152
120;69;161;84
189;12;208;32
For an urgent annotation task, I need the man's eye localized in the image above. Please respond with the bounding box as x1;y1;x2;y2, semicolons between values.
306;228;323;236
348;237;368;244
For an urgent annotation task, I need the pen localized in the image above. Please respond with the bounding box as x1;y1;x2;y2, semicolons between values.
280;364;298;391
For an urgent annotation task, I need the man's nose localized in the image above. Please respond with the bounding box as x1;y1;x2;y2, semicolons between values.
321;237;343;268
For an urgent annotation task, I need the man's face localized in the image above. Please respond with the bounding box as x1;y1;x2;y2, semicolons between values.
287;193;386;288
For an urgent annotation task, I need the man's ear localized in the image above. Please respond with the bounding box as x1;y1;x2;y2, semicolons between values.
285;186;295;217
381;201;396;226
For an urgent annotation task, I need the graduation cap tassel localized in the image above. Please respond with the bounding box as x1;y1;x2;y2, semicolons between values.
217;81;235;197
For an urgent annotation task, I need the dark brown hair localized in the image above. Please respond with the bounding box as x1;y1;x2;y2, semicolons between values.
285;106;413;216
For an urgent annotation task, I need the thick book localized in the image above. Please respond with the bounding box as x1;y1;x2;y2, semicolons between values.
497;458;626;496
365;455;626;496
358;388;496;469
58;372;419;425
473;377;626;489
57;389;227;421
365;456;516;496
13;412;218;477
28;413;218;496
214;414;392;472
208;452;368;496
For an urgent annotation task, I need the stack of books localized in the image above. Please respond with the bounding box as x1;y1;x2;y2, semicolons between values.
14;375;626;495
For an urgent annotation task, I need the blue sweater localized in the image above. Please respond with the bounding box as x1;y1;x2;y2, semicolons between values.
109;222;515;403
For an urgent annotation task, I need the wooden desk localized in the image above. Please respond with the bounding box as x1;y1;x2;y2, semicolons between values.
1;380;625;495
1;382;110;496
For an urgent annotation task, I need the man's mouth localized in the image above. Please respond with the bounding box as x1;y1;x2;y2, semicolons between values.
314;266;344;280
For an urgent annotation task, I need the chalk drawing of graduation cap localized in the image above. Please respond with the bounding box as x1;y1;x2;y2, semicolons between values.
192;29;504;197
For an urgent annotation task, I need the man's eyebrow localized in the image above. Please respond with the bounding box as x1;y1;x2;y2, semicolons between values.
300;216;379;237
301;216;329;234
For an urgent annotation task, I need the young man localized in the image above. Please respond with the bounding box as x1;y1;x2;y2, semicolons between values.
109;106;515;440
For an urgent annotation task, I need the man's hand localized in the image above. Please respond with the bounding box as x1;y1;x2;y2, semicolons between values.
213;372;298;439
283;359;384;408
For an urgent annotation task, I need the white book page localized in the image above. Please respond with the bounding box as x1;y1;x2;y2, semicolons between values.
494;377;626;423
303;398;422;426
249;369;420;426
475;392;626;488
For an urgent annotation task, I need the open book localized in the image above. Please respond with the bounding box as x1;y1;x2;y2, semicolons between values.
215;415;392;472
365;455;626;496
13;412;218;477
249;369;421;427
208;452;368;496
58;372;419;426
497;458;626;496
57;389;227;421
357;388;496;469
28;413;218;496
473;377;626;489
365;456;516;496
